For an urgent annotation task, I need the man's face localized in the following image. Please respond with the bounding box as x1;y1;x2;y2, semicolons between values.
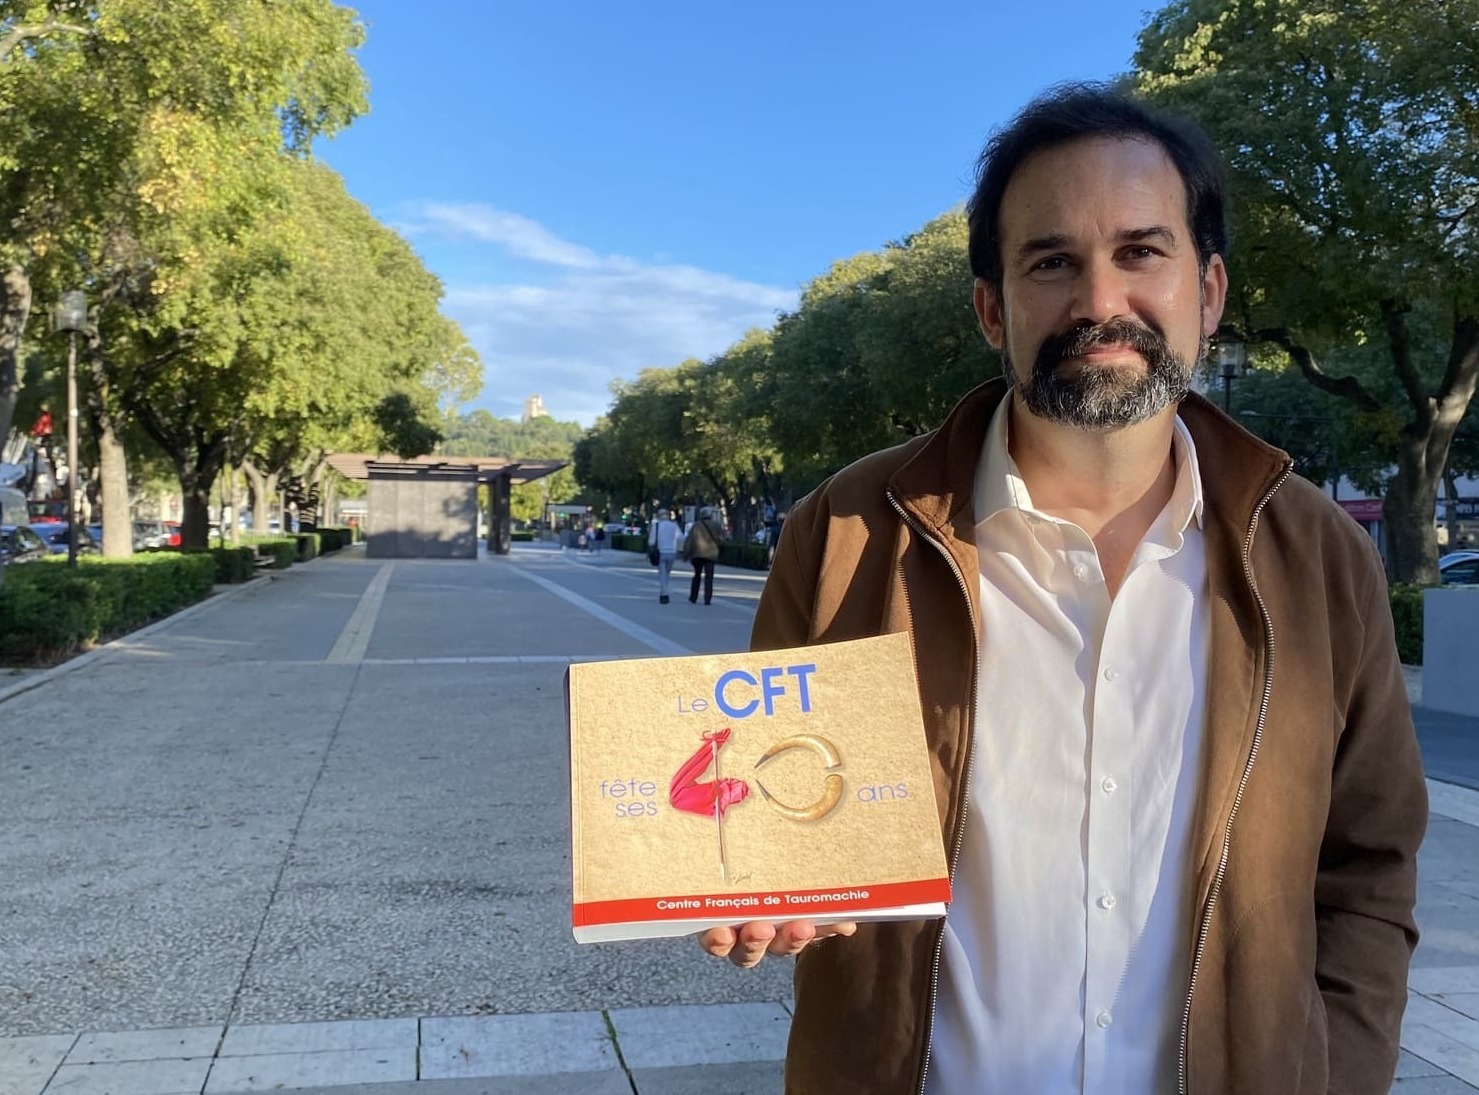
973;136;1227;431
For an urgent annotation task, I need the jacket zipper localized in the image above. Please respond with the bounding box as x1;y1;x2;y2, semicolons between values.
885;489;979;1095
1177;465;1291;1094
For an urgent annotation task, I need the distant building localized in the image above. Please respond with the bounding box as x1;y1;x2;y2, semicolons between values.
522;395;549;423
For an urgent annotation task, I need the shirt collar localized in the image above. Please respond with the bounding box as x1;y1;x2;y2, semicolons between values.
973;395;1206;532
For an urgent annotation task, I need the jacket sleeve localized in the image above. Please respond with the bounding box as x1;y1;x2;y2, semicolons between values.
750;498;823;653
1316;543;1428;1094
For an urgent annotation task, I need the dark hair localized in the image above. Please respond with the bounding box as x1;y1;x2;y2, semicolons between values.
966;82;1228;287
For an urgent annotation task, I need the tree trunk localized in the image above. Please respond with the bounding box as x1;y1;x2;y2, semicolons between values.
98;420;132;557
0;262;33;446
179;475;213;551
1383;430;1443;585
242;461;269;531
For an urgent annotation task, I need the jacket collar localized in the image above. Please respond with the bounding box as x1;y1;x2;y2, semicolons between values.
886;377;1291;546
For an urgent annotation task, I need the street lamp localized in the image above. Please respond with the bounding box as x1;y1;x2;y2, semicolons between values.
53;290;87;568
1239;410;1341;499
1213;336;1248;415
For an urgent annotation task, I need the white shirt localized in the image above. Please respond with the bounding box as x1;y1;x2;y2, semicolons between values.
648;518;682;554
926;396;1210;1095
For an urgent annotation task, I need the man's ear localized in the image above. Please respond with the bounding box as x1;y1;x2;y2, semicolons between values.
973;278;1005;349
1201;255;1229;338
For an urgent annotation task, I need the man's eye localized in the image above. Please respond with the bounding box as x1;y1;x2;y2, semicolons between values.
1032;256;1068;272
1122;246;1158;262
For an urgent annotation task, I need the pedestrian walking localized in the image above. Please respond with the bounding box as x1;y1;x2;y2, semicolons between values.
647;508;682;604
700;83;1425;1095
684;506;725;605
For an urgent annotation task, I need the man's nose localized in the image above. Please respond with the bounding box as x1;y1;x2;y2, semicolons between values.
1070;255;1131;326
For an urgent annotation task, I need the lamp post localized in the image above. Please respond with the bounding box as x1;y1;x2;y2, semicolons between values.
53;290;87;568
1213;337;1248;415
1240;410;1341;499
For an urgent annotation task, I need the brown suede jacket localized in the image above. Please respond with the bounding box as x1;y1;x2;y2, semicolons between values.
751;379;1427;1095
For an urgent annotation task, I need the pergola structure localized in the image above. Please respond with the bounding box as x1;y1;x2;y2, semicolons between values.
324;454;564;558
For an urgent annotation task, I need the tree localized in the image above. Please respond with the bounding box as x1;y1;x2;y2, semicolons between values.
1136;0;1479;582
0;0;368;447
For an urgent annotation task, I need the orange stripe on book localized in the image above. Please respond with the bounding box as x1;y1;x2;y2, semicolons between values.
572;878;952;928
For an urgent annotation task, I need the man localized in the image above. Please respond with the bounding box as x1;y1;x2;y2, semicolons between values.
700;84;1426;1094
647;507;683;604
685;505;726;605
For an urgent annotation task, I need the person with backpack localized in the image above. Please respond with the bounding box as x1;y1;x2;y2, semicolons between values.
684;506;726;605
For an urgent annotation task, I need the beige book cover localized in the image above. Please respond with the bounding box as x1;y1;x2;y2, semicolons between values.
567;632;950;943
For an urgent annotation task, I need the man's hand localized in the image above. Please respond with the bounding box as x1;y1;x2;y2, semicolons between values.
698;920;857;969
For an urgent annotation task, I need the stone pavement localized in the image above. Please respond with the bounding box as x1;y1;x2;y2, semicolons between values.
2;544;1478;1094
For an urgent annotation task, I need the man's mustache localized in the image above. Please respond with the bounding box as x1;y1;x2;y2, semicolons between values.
1035;318;1175;373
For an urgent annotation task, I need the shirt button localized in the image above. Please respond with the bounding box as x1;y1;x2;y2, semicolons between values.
1096;1010;1113;1029
1101;776;1118;794
1103;667;1118;682
1097;893;1117;910
1073;564;1089;581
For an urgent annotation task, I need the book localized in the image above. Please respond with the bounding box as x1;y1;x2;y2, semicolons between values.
567;632;951;943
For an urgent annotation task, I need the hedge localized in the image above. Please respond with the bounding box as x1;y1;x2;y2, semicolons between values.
1388;584;1424;666
295;532;320;562
205;546;256;584
611;533;645;553
718;542;770;570
252;538;298;570
0;553;217;662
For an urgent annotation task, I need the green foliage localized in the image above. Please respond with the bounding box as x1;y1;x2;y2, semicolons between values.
1388;584;1425;667
204;546;256;583
1135;0;1479;582
0;553;216;662
717;542;770;571
295;532;320;562
249;537;297;569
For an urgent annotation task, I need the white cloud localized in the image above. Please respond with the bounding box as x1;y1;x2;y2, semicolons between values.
406;203;797;426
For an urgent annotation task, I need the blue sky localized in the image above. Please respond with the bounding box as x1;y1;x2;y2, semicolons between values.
318;0;1157;426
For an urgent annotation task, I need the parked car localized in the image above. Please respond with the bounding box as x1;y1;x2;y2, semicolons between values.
0;524;49;565
87;524;105;547
164;521;182;547
132;520;168;550
27;522;100;556
1440;552;1479;586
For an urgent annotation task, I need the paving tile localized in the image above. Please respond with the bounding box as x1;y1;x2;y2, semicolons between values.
68;1027;222;1064
1392;1076;1479;1093
632;1060;785;1095
1409;995;1479;1051
43;1058;211;1095
203;1046;416;1092
1414;970;1479;996
1400;1048;1453;1078
608;1002;790;1069
1428;781;1479;830
213;1074;633;1095
1402;1022;1479;1087
1439;996;1479;1022
419;1011;617;1079
218;1018;416;1057
0;1035;75;1095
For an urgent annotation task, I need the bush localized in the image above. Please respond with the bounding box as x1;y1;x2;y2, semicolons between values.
295;532;320;562
252;538;297;570
1389;584;1424;666
511;530;536;542
718;542;770;570
0;553;217;662
206;546;256;584
611;533;646;553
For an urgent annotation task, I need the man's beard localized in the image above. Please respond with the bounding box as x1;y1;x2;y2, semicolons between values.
1010;317;1200;430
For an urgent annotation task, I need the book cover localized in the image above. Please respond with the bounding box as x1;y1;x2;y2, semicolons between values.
567;632;951;943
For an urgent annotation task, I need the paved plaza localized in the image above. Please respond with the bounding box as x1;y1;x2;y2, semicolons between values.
2;543;1478;1094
